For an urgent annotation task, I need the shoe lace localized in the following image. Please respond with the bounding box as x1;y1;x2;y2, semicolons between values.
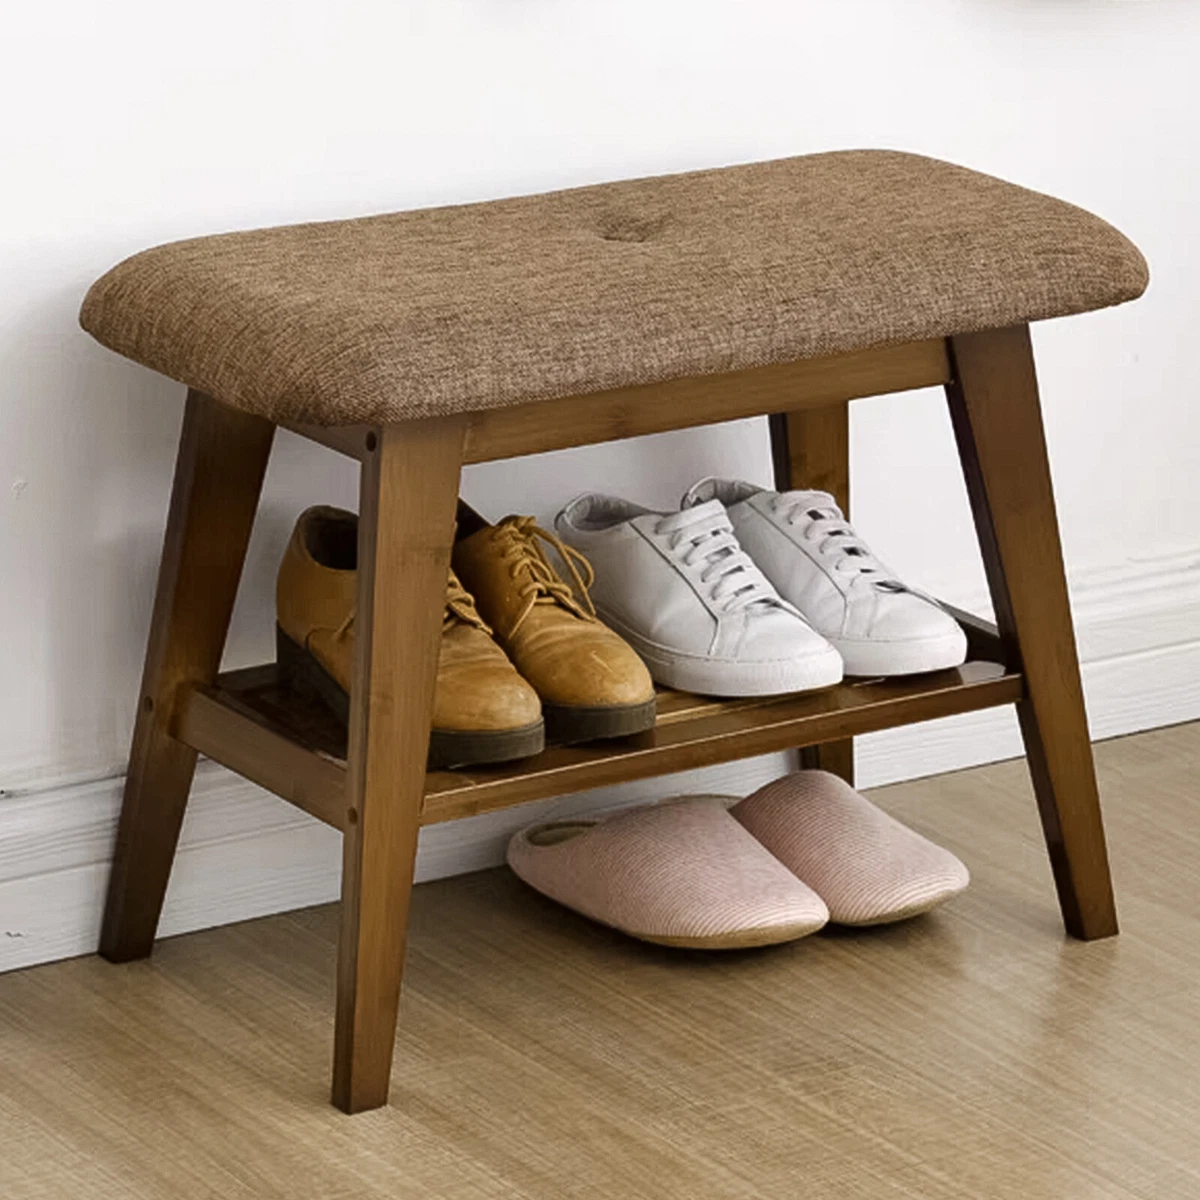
331;569;492;643
770;491;905;592
654;500;785;615
445;569;492;634
491;515;597;635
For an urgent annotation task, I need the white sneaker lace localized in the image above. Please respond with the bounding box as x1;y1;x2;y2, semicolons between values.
654;500;786;615
770;491;905;592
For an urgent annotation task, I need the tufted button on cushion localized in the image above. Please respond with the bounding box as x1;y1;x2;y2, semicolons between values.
79;150;1147;426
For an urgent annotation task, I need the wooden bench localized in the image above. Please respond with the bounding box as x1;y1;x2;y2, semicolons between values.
79;149;1148;1112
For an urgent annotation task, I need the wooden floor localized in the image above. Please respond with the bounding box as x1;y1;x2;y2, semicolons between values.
2;724;1199;1200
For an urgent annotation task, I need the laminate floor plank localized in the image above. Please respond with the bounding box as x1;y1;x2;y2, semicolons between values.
2;723;1198;1199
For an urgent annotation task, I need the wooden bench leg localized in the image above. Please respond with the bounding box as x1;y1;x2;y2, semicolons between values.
769;404;855;786
100;391;275;962
946;326;1117;940
332;418;465;1114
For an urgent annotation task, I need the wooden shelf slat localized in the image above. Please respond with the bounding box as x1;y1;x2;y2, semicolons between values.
174;677;347;829
174;659;1022;832
422;661;1020;821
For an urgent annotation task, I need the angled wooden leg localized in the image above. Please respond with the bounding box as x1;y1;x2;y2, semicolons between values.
946;326;1117;940
333;417;465;1114
769;404;855;786
100;392;275;961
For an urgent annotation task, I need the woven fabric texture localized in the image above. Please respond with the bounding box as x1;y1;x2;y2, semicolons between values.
79;150;1148;426
732;771;970;926
507;797;829;948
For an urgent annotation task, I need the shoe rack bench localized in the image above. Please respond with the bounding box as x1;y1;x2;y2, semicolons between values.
178;624;1017;832
78;152;1146;1114
176;342;1019;832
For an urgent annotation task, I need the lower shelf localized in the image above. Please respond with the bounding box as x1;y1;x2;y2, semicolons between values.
173;658;1024;832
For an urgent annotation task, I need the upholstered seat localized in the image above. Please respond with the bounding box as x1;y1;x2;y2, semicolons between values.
80;150;1146;426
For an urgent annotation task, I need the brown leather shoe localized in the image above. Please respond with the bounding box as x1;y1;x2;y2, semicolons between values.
276;506;544;769
452;504;657;743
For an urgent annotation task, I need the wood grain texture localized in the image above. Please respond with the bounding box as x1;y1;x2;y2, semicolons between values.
279;420;377;460
947;326;1117;941
769;402;851;507
99;391;274;962
2;722;1197;1200
181;662;1021;828
173;681;346;830
462;339;949;463
275;343;948;471
334;417;465;1113
769;401;856;786
420;663;1020;822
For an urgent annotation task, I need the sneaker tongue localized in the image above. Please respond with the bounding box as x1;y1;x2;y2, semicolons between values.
682;478;722;508
671;500;745;563
682;478;760;510
781;491;902;589
683;497;730;525
667;500;780;612
783;490;858;543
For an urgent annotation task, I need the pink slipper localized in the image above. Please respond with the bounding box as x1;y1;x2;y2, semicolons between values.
731;772;969;926
508;797;829;949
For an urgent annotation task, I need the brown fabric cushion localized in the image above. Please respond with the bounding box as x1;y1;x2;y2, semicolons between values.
79;150;1147;426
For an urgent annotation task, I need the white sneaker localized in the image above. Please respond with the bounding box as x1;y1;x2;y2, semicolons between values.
682;480;967;677
555;494;843;697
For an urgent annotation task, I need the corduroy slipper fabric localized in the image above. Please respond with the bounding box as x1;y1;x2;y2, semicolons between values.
79;151;1147;426
507;797;829;949
732;772;969;926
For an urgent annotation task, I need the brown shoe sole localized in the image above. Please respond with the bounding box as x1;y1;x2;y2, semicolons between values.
275;626;545;771
542;699;657;745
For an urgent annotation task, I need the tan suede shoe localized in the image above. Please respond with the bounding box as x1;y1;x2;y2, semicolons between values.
276;506;544;769
452;504;656;743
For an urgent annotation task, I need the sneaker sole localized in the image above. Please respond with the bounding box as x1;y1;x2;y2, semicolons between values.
597;610;844;697
275;625;545;770
832;629;968;678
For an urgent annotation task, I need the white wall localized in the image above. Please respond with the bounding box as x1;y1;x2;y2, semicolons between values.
2;1;1197;968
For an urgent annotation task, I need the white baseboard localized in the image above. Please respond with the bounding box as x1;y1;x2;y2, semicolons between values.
3;550;1199;974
